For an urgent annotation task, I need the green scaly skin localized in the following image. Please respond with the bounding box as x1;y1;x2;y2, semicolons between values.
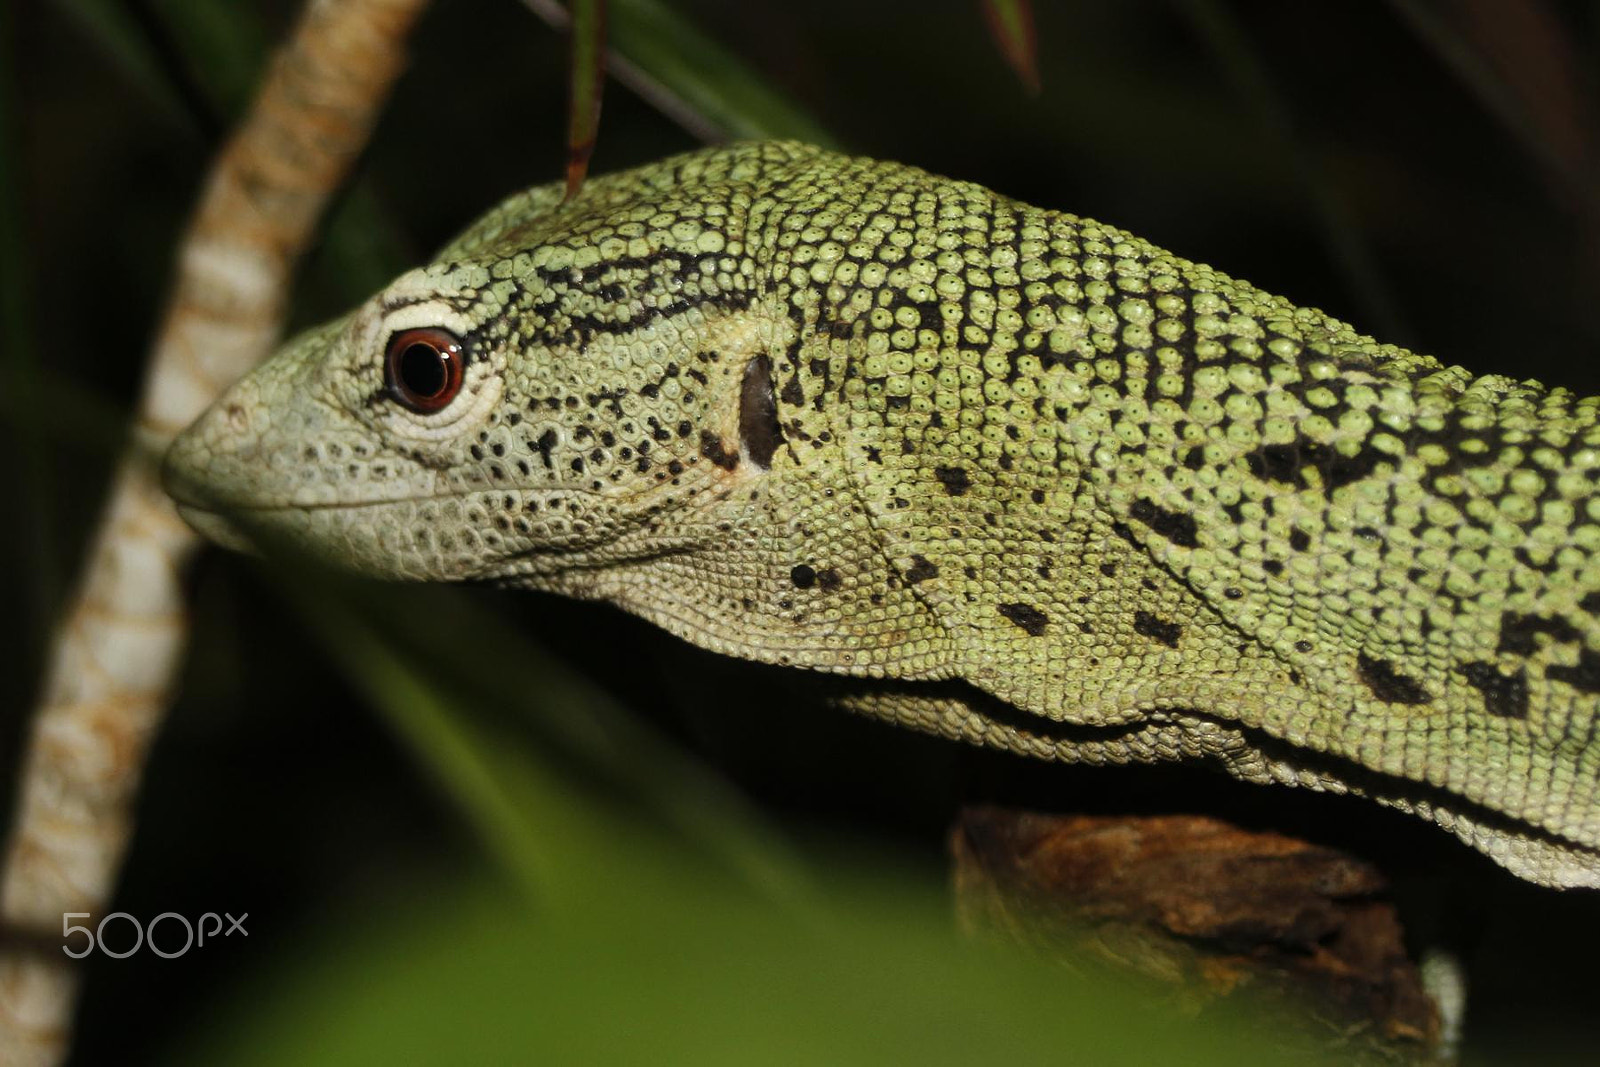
164;142;1600;888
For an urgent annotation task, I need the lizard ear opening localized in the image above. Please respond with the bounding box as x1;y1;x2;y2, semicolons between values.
739;353;784;469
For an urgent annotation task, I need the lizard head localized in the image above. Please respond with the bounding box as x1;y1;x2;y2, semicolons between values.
167;142;944;673
163;150;808;592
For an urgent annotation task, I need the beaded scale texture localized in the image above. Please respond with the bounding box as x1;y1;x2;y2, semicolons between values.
165;142;1600;888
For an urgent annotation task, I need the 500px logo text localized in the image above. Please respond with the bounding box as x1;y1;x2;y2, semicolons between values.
62;911;248;959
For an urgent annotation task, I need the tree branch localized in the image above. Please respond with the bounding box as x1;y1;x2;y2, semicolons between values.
0;2;432;1061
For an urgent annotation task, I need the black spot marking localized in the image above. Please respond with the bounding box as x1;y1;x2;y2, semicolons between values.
1099;562;1118;578
904;556;939;584
1461;661;1529;719
790;564;816;589
1245;443;1300;485
1547;647;1600;695
816;568;842;592
1128;498;1198;548
1580;592;1600;616
998;603;1048;636
1246;437;1386;495
699;430;739;471
531;431;556;470
739;354;783;469
1289;528;1311;552
934;466;971;496
1356;653;1430;705
1497;612;1582;656
1132;611;1181;648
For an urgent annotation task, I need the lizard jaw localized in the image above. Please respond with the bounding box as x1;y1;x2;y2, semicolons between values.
161;439;259;553
171;502;259;555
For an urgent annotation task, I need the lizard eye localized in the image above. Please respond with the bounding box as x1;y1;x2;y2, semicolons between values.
386;327;466;413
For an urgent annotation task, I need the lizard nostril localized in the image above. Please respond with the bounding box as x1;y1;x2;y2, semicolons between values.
224;401;249;434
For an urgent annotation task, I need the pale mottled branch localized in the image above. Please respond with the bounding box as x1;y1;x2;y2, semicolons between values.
0;1;431;1062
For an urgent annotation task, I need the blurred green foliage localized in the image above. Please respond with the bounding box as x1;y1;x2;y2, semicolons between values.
6;1;1600;1064
171;561;1307;1065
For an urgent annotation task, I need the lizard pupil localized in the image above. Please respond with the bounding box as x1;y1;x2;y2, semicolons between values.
386;327;465;413
400;343;446;394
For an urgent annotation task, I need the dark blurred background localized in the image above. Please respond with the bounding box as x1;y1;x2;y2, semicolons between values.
5;1;1600;1062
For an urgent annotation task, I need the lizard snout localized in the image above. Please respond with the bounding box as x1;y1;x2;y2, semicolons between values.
162;375;266;511
162;389;264;553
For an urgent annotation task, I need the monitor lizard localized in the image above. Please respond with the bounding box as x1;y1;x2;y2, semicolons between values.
162;141;1600;889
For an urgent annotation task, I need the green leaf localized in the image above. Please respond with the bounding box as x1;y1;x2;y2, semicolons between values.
168;591;1316;1067
177;867;1310;1067
49;0;201;129
145;0;269;117
979;0;1040;94
186;557;1332;1066
606;0;836;146
265;562;816;909
565;0;608;197
289;590;574;900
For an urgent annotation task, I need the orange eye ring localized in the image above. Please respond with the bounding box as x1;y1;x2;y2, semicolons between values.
385;327;466;413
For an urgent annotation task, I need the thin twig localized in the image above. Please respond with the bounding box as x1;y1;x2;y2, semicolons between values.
522;0;727;144
0;1;431;1062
